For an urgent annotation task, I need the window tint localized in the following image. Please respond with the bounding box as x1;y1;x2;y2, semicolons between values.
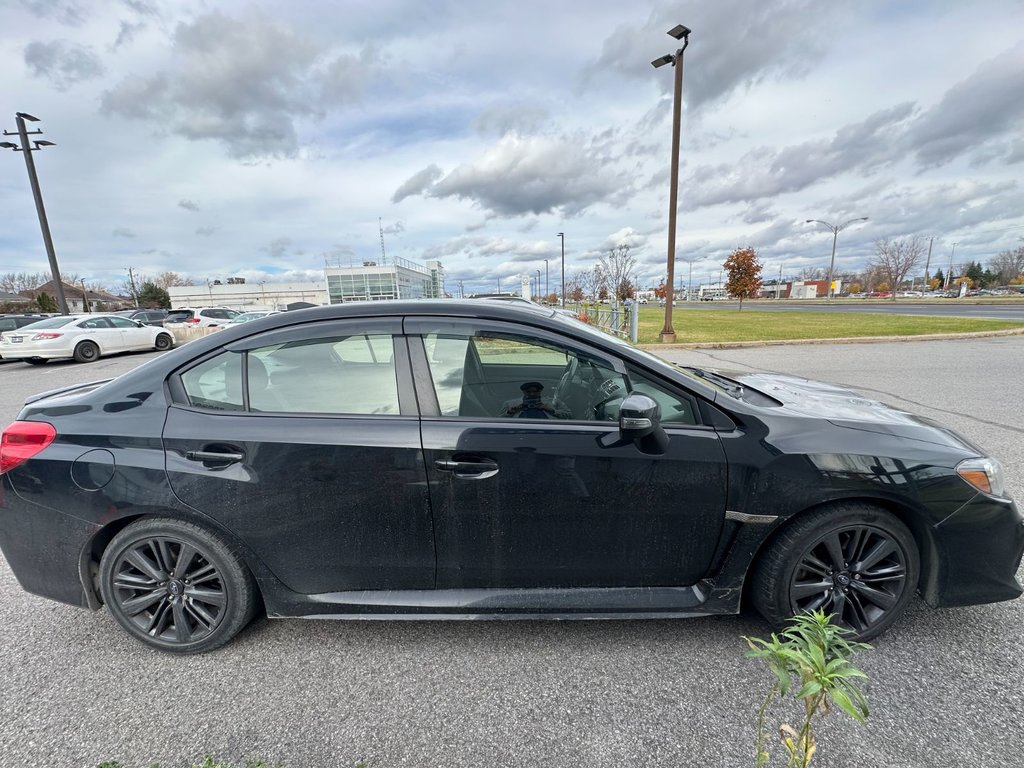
0;319;15;331
181;352;244;411
422;332;626;422
248;334;399;415
79;317;113;329
108;316;139;328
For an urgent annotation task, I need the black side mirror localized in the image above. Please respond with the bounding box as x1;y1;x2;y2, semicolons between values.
619;393;669;454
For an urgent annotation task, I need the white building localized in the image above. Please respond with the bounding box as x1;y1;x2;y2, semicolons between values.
168;280;326;310
325;258;445;303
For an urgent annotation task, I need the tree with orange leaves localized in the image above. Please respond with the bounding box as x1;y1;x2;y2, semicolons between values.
723;247;763;310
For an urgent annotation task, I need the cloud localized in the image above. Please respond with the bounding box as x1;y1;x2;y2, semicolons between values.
473;103;549;137
18;0;87;26
112;227;136;238
908;42;1024;168
23;40;104;90
392;164;444;203
178;199;200;211
426;132;625;217
111;20;146;51
588;0;836;111
684;103;916;207
100;11;380;160
263;237;292;260
195;226;217;236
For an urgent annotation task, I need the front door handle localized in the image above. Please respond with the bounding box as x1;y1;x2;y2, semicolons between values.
186;449;245;464
434;458;500;479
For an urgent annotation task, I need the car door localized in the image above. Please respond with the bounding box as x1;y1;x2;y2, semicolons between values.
108;315;153;349
162;318;435;594
407;317;729;591
77;316;123;352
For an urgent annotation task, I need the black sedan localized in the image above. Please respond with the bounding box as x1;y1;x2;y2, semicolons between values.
1;301;1021;654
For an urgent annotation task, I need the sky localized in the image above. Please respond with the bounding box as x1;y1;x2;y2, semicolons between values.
1;0;1023;296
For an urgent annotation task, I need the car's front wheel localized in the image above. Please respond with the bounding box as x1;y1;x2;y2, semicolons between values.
154;333;174;351
750;503;919;642
99;518;259;654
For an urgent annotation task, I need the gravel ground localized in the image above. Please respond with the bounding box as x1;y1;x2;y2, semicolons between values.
1;339;1022;768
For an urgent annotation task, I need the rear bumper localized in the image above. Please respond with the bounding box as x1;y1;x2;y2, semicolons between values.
927;496;1024;607
0;476;99;608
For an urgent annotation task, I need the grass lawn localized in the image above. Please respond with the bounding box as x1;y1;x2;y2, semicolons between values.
634;306;1024;345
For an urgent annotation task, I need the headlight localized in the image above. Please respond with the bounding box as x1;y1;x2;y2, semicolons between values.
956;457;1009;499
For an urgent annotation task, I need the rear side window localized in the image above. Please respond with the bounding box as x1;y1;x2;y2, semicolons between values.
180;353;244;411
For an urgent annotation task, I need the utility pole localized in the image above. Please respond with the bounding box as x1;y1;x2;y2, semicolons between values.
127;267;140;308
1;112;69;314
945;242;958;290
80;278;90;313
557;233;565;306
923;237;933;289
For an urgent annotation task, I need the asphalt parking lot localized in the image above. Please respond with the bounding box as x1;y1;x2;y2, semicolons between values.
1;339;1023;768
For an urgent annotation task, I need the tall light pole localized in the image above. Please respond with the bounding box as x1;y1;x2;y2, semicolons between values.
557;232;565;306
80;278;90;313
805;217;868;300
536;269;541;301
679;254;703;301
1;112;69;314
945;242;958;290
544;259;549;299
652;23;691;343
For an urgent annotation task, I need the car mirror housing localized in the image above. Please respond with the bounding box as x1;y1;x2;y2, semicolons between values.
618;393;669;454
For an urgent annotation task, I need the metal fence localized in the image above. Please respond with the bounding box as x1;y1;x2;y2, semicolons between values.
572;303;639;343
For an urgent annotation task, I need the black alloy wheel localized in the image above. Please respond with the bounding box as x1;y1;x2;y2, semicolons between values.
99;518;258;653
751;503;919;642
73;340;99;363
154;333;174;351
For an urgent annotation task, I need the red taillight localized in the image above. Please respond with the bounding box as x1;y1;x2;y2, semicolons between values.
187;318;200;324
32;332;63;340
0;421;57;475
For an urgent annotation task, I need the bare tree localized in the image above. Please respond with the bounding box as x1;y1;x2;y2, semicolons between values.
0;272;49;292
989;246;1024;285
154;271;195;289
870;237;927;300
566;270;586;303
578;265;607;302
598;244;637;306
798;267;826;281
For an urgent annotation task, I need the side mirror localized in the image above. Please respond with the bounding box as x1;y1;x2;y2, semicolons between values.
619;393;669;454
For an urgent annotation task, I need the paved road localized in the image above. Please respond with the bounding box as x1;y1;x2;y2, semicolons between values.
1;342;1022;768
673;300;1024;321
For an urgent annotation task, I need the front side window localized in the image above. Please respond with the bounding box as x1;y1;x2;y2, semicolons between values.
79;317;113;329
108;317;139;329
422;332;627;422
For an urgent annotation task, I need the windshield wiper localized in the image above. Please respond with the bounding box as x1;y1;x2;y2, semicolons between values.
683;366;744;398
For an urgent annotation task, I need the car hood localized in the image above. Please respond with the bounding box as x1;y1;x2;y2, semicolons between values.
731;371;983;454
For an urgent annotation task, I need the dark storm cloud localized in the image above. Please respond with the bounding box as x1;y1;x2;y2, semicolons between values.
423;132;626;218
101;11;380;160
392;165;444;203
907;42;1024;168
587;0;835;110
24;39;104;90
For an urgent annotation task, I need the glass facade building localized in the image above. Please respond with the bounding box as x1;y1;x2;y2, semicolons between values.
325;258;445;304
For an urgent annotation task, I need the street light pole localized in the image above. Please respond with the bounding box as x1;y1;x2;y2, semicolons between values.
1;112;69;314
536;269;541;301
557;233;565;306
80;278;90;313
544;259;549;300
805;217;869;300
945;242;958;290
652;24;691;343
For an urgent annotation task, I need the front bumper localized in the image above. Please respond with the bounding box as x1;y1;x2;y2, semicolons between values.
926;495;1024;607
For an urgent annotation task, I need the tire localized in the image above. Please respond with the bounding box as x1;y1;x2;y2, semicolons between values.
25;358;47;365
73;340;100;363
154;333;174;351
750;502;919;642
99;517;259;654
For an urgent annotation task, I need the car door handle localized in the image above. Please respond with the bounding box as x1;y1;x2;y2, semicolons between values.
434;458;500;479
186;449;245;463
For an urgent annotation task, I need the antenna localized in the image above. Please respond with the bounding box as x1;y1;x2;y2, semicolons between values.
379;217;387;265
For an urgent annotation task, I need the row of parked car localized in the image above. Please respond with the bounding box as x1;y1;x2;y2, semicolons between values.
0;307;279;365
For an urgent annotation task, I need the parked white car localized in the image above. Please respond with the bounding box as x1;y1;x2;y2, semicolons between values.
164;307;241;327
0;314;175;364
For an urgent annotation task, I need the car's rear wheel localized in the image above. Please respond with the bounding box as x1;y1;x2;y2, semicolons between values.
99;518;259;654
73;341;99;363
154;333;174;351
750;503;919;642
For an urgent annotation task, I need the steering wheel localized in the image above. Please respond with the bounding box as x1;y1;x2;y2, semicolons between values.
592;379;626;420
553;355;580;404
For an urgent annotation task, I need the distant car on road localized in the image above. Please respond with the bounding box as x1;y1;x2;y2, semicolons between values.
0;300;1020;654
0;313;174;363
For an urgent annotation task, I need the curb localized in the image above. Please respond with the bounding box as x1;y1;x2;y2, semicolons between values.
638;326;1024;350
